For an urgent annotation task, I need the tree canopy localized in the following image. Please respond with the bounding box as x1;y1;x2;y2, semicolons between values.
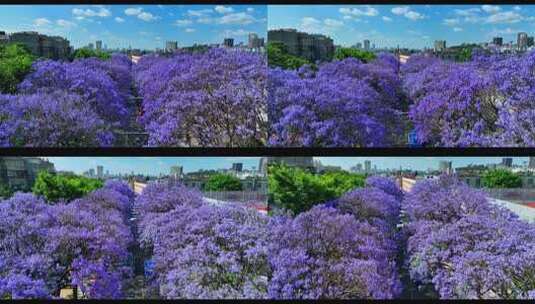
0;43;34;93
0;184;13;199
73;48;111;60
32;171;104;203
267;41;311;70
268;164;366;214
334;47;376;63
203;173;243;191
320;170;366;197
481;169;523;188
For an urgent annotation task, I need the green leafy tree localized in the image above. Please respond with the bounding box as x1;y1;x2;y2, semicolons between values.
482;169;522;188
0;43;34;93
0;184;13;199
320;170;366;198
32;171;104;203
334;47;376;63
203;173;243;191
456;48;472;62
268;164;333;214
73;47;111;60
269;164;368;214
448;43;479;62
267;41;311;70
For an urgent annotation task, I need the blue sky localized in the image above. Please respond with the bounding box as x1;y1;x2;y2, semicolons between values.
1;5;267;49
269;5;535;48
316;157;530;171
47;157;262;175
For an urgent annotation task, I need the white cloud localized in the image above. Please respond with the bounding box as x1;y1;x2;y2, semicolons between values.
222;29;249;37
179;9;257;26
443;18;460;26
339;6;379;17
72;7;111;18
482;5;501;14
197;17;214;24
447;8;523;26
464;15;482;23
299;17;340;35
301;16;321;27
490;27;519;35
185;28;196;33
137;12;157;22
324;18;343;27
514;6;521;11
219;12;256;25
382;16;392;22
125;7;143;16
405;11;424;21
453;27;463;32
391;6;410;15
115;17;125;23
214;5;234;14
124;7;158;22
175;19;193;26
391;6;424;20
187;9;213;17
33;18;51;27
454;8;481;17
72;8;84;16
56;19;76;28
247;7;254;13
485;11;523;24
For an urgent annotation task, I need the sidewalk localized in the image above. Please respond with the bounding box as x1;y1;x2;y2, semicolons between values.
489;198;535;223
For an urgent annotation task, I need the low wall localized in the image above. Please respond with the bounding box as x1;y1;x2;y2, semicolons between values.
484;188;535;204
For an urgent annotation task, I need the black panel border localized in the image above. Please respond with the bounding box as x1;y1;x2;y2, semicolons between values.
0;148;532;157
1;1;535;156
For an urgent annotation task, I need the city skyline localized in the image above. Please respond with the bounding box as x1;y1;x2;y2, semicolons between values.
316;157;531;171
268;5;535;49
47;157;262;176
45;157;533;176
1;5;267;49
